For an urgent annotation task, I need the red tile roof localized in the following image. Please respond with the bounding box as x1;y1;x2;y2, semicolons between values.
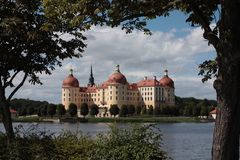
210;108;217;114
159;76;174;88
128;83;138;90
137;78;160;87
62;74;79;87
10;109;17;114
107;72;128;85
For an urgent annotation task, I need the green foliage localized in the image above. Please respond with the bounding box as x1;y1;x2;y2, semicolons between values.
109;104;119;117
89;104;99;116
27;107;35;115
47;104;57;117
80;103;89;118
68;103;78;117
0;124;169;160
40;104;48;117
56;104;66;117
119;105;128;117
19;107;27;116
141;106;147;115
127;105;135;116
10;98;49;116
192;105;201;116
183;105;193;116
161;106;171;115
200;105;209;116
135;106;142;115
0;0;86;89
89;124;169;160
154;106;161;115
147;105;154;115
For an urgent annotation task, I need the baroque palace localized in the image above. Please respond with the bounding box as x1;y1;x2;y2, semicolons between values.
62;65;175;116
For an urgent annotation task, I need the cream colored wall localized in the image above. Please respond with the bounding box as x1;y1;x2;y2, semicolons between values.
138;86;155;108
62;84;175;111
62;87;79;110
162;87;175;106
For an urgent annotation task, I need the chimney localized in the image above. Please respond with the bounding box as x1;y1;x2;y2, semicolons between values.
144;76;147;80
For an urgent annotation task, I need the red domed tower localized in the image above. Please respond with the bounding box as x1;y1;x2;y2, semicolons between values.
159;69;175;105
107;64;128;85
62;68;79;110
62;68;79;87
159;69;174;88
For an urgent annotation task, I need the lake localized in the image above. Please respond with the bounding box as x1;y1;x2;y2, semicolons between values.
0;122;214;160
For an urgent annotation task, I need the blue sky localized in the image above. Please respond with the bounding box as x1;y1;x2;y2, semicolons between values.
9;11;217;104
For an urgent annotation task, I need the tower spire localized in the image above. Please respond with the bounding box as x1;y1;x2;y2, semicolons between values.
164;69;168;77
115;64;120;73
88;65;95;87
69;68;73;75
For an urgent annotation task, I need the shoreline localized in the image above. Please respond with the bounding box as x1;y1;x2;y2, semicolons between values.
0;116;215;123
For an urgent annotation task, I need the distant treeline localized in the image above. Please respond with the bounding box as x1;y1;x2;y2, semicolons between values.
10;98;50;116
8;97;217;117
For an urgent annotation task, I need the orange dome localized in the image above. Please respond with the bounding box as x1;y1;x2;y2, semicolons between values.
107;64;128;85
159;69;174;88
62;74;79;87
107;72;128;84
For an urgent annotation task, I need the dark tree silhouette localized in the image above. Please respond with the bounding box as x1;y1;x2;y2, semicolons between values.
90;104;99;117
47;104;56;117
109;105;119;117
68;103;77;117
80;103;89;118
119;105;128;117
147;105;154;115
57;104;66;117
127;105;135;116
135;106;142;115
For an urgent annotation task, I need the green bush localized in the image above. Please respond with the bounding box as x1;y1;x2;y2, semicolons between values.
89;124;169;160
0;124;169;160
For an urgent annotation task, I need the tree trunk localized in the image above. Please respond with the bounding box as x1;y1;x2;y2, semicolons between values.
212;0;240;159
212;61;240;159
0;88;14;143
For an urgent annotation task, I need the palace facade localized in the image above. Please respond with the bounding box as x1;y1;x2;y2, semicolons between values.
62;65;175;116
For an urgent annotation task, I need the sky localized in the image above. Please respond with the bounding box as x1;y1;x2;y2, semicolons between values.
8;11;217;104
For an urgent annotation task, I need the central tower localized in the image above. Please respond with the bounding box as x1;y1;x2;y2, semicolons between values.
88;65;95;87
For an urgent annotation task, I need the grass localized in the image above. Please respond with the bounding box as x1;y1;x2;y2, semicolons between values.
9;115;204;123
12;116;45;123
86;116;201;123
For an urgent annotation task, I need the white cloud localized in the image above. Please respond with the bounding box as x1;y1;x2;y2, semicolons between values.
8;26;216;103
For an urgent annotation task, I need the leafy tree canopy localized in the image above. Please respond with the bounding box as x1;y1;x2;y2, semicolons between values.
0;0;87;101
68;103;77;117
80;103;89;117
89;104;99;116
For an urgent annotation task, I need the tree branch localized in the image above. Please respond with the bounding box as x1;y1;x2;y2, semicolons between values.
187;1;220;50
7;73;28;101
4;71;20;88
112;0;182;25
